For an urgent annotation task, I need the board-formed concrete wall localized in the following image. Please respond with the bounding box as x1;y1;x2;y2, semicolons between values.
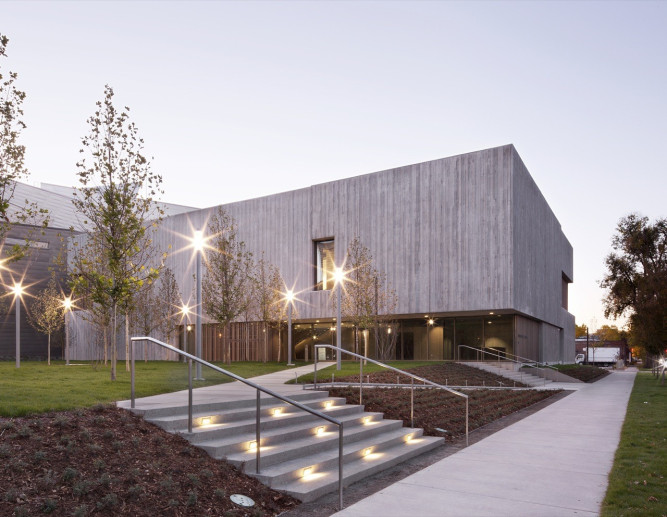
150;144;573;358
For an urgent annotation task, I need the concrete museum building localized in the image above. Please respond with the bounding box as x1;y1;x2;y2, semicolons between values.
156;144;574;365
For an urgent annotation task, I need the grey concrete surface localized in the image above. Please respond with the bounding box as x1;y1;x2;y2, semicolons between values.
334;369;636;517
116;363;334;411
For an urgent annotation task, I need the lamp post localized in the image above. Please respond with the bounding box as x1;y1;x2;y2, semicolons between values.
63;296;73;366
427;318;434;360
285;290;295;366
192;230;205;380
181;304;191;360
334;267;345;370
11;283;24;368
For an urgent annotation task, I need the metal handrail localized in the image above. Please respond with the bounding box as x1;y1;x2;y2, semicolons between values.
313;344;469;446
457;345;554;385
130;336;344;510
458;344;557;371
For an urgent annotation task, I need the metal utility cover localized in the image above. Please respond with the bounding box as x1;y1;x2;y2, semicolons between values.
230;494;255;507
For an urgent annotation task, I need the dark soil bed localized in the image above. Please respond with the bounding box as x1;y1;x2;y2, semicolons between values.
329;387;561;439
336;362;528;388
553;364;610;383
0;405;297;517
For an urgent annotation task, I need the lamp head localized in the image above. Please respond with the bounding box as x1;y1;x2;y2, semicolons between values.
285;289;294;302
62;296;73;310
334;267;344;284
11;283;24;298
192;230;205;252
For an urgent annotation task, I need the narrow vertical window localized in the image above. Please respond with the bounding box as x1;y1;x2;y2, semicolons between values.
314;239;335;290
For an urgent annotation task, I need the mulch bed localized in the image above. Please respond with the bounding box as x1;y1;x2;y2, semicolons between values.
557;365;610;383
0;405;298;517
335;362;528;388
329;387;560;439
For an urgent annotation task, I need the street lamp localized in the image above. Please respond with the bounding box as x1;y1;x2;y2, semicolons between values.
334;267;345;370
285;290;295;366
192;230;205;380
63;296;73;366
11;282;24;368
427;318;434;360
181;304;191;360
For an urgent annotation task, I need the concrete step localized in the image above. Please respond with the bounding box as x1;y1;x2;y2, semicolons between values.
199;411;385;459
131;386;444;502
461;361;552;386
146;394;347;432
265;430;443;502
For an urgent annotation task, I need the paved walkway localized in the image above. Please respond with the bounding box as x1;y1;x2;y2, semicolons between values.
334;369;636;517
117;363;334;411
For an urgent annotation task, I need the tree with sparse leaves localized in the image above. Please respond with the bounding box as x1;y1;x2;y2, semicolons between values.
202;207;253;364
601;214;667;361
252;253;284;362
0;34;48;259
336;237;397;360
26;279;65;365
70;85;164;380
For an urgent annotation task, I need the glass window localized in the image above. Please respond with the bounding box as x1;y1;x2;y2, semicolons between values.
314;239;335;290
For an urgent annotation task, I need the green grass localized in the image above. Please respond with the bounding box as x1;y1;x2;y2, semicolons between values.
291;360;434;384
0;360;306;417
601;371;667;516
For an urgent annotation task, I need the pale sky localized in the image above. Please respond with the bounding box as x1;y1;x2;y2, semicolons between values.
3;1;666;331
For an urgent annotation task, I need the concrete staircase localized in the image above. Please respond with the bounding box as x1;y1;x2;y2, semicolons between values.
131;390;443;502
461;361;553;387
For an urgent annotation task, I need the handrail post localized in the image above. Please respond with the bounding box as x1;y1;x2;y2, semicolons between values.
130;339;135;409
314;346;318;389
410;377;414;428
256;389;261;474
188;358;193;434
359;356;363;406
338;425;344;510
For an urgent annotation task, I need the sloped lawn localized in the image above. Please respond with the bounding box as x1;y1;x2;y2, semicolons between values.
551;363;610;383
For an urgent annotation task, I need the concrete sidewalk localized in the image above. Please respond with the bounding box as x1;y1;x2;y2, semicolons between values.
334;369;636;517
117;363;333;411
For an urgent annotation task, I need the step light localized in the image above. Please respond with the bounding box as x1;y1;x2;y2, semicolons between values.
248;440;257;451
405;433;413;443
200;417;213;426
363;447;372;457
363;416;372;425
324;400;334;409
272;407;284;416
315;426;325;436
302;466;313;478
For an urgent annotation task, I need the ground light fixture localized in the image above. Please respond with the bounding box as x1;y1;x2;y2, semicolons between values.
200;417;212;426
363;447;372;457
324;400;334;409
11;282;24;368
315;426;325;436
302;466;313;478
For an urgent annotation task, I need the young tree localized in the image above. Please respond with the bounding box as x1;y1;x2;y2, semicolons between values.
156;266;182;346
336;237;397;361
70;85;164;380
253;253;284;362
26;279;65;365
0;34;48;257
574;323;588;338
202;207;253;364
601;214;667;360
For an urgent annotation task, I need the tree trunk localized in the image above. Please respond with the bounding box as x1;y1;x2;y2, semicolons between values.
125;312;130;372
277;324;282;363
111;304;117;381
47;333;51;366
103;326;108;365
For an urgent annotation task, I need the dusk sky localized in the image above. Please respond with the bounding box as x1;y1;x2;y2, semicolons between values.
3;1;666;331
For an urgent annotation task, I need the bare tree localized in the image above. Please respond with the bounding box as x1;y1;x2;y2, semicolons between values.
202;207;253;364
26;279;65;365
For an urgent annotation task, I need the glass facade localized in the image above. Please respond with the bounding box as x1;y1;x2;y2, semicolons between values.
314;239;335;291
283;314;516;362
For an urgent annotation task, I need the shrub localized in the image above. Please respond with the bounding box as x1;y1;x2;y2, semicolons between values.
186;490;198;507
41;498;57;513
72;504;89;517
96;493;118;510
62;467;79;483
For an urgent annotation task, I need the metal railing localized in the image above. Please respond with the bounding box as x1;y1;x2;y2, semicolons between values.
313;344;469;446
130;336;345;510
457;345;556;385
